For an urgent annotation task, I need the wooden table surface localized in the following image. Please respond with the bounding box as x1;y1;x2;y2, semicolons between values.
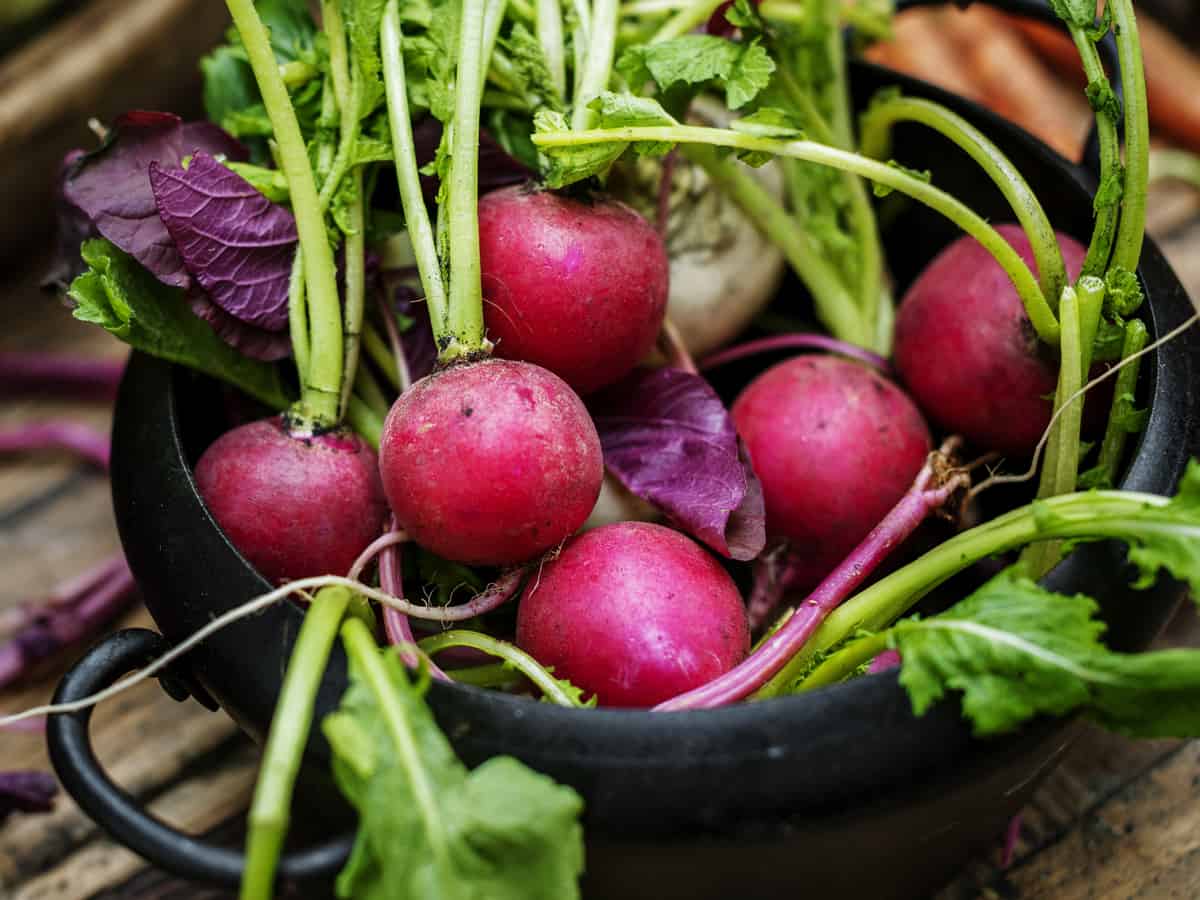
2;187;1199;900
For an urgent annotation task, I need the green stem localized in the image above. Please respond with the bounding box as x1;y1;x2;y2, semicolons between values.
572;0;618;129
346;395;383;448
755;488;1176;696
570;0;591;105
1091;319;1148;487
362;320;403;391
1021;285;1087;578
381;0;449;333
820;0;852;156
1070;28;1122;278
537;0;568;98
240;587;352;900
860;94;1067;306
795;631;889;691
338;167;367;421
419;630;587;706
443;0;491;359
354;363;391;418
776;69;884;345
316;2;359;213
341;617;453;872
534;123;1059;342
683;143;871;346
445;662;525;688
1109;0;1149;275
225;0;343;426
481;0;511;94
649;0;722;42
287;250;309;385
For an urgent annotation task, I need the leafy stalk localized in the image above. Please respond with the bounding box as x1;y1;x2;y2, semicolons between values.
757;477;1200;697
419;629;591;707
443;0;492;359
533;121;1060;342
381;0;449;333
1108;0;1149;275
1023;276;1104;577
338;168;367;420
240;586;354;900
860;93;1067;306
1070;28;1122;277
572;0;619;129
537;0;568;97
1081;320;1149;490
224;0;343;427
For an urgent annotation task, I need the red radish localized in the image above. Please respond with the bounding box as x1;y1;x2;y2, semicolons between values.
378;358;603;566
515;522;749;707
195;416;387;583
893;224;1087;456
478;185;670;395
733;355;932;590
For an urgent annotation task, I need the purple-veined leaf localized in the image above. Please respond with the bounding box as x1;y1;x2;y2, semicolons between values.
61;111;246;288
189;291;293;362
589;367;766;560
150;152;296;332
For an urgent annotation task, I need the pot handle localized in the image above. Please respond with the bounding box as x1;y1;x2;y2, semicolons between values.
889;0;1119;179
46;628;353;888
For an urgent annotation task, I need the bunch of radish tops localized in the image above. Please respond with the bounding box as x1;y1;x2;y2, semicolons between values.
43;0;1200;894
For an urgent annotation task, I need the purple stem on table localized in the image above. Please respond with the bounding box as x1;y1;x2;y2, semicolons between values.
0;555;126;637
699;334;893;377
0;353;125;400
0;557;135;690
655;443;967;711
0;771;58;825
0;421;110;470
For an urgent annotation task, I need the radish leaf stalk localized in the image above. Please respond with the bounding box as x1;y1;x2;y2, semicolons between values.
224;0;344;428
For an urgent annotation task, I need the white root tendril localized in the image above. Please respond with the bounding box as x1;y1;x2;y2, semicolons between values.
0;573;491;728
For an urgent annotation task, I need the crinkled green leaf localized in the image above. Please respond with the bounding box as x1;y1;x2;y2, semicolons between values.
615;35;774;110
1047;0;1097;30
1104;266;1144;317
503;23;564;112
324;647;585;900
590;93;677;155
895;572;1200;737
224;162;291;203
1085;78;1122;123
535;109;626;188
68;240;290;409
1123;460;1200;594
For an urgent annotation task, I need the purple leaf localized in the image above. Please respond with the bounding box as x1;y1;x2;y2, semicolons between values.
43;150;99;290
590;367;766;560
189;292;293;362
0;772;57;824
61;111;247;288
150;152;296;331
383;279;437;384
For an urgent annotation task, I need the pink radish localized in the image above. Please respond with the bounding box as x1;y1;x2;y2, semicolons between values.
378;358;603;566
515;522;750;707
478;185;670;395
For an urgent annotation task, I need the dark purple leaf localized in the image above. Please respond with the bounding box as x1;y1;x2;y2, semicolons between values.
0;772;57;824
43;150;99;290
383;279;437;383
589;367;766;560
61;111;248;288
150;152;296;331
412;118;533;205
189;291;293;362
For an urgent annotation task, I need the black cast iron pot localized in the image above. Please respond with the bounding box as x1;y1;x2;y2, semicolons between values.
46;5;1200;898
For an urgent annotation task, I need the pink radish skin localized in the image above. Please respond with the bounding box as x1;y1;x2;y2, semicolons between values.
195;416;387;584
733;355;932;590
478;185;670;395
893;224;1087;456
515;522;750;707
379;358;603;566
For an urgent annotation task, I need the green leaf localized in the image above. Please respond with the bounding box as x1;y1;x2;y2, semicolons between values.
68;240;291;410
535;109;625;188
1085;78;1122;123
1121;460;1200;594
725;0;766;34
894;572;1200;738
503;23;564;112
325;646;585;900
1104;266;1144;317
589;93;677;156
224;161;291;203
615;35;774;111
